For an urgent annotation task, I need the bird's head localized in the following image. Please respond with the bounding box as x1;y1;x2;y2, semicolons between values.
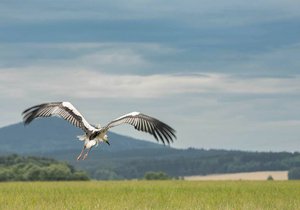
103;134;110;145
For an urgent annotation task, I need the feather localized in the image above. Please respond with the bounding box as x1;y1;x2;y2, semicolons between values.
22;102;96;134
103;112;176;144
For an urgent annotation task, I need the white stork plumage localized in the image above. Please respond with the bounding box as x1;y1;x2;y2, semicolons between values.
22;102;176;160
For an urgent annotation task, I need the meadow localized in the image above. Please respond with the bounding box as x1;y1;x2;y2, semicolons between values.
1;181;300;210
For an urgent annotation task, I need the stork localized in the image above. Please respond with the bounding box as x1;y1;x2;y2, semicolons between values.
22;102;176;160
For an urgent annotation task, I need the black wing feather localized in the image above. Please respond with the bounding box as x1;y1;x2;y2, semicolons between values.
22;102;95;134
104;112;176;144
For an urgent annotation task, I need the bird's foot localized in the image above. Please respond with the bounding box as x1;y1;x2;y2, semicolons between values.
77;154;82;161
83;153;88;160
77;146;86;161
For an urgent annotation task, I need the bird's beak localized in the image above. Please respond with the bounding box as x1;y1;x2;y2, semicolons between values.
104;135;110;145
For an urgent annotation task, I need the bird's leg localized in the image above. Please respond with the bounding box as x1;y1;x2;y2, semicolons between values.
77;146;86;161
83;148;92;160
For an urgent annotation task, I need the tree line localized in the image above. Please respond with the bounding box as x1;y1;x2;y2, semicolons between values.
82;148;300;180
3;149;300;181
0;154;89;181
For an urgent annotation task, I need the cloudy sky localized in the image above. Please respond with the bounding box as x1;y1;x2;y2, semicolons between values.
1;0;300;151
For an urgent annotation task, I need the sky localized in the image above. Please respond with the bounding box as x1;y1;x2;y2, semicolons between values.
1;0;300;151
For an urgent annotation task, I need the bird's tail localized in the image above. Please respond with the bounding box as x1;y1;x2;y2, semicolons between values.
77;134;89;141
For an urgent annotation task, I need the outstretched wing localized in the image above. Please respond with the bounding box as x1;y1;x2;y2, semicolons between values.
103;112;176;144
22;102;96;134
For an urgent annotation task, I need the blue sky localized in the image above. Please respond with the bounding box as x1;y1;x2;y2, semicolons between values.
1;0;300;151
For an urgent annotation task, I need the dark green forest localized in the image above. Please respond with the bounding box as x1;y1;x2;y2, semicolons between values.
0;154;89;181
2;149;300;181
65;148;300;180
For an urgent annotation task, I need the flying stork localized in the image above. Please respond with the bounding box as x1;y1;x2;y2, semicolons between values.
22;102;176;160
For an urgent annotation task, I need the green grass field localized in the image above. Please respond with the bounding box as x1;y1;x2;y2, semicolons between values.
1;181;300;210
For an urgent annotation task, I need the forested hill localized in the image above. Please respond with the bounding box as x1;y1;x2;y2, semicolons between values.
1;120;300;180
64;148;300;179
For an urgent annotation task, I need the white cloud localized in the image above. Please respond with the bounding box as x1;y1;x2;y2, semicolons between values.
228;43;300;75
1;69;300;100
0;42;180;74
77;48;147;69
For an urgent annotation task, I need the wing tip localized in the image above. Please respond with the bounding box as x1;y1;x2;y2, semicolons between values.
21;102;58;125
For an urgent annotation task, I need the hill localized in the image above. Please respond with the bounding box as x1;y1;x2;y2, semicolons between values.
1;119;300;179
0;118;164;154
